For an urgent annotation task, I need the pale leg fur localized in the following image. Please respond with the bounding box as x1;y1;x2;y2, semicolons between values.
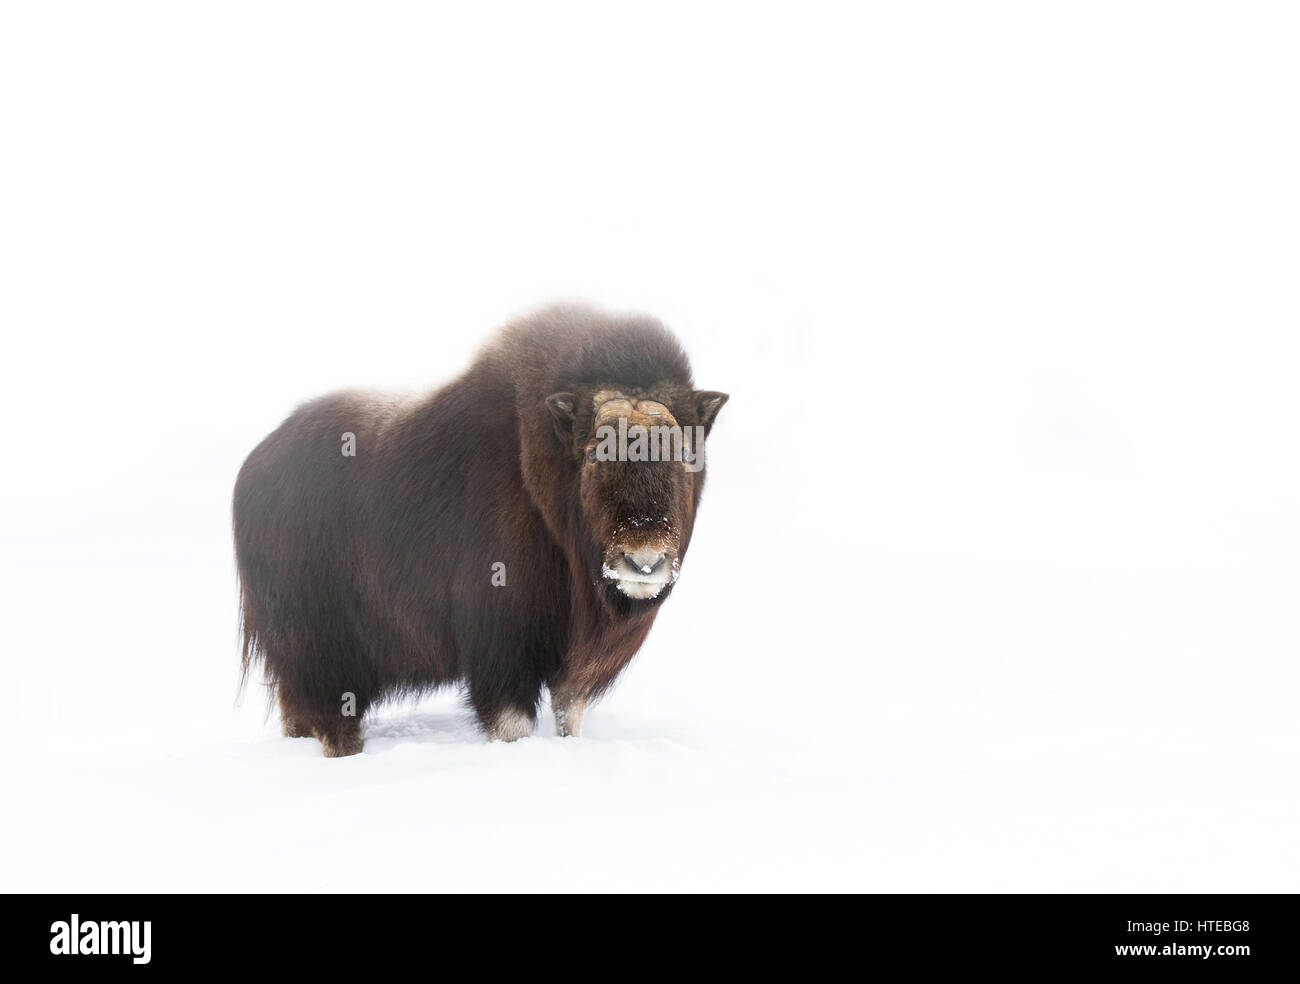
553;695;587;737
487;707;534;742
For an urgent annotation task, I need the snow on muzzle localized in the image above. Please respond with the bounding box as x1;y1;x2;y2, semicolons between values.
601;531;681;600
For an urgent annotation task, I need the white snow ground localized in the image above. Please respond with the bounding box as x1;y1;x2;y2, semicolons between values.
2;4;1298;892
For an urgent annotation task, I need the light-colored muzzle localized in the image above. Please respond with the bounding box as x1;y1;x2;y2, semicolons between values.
602;536;680;599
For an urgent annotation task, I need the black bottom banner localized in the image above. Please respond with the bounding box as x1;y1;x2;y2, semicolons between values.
3;893;1283;975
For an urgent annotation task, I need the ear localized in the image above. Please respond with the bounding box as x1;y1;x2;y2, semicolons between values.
546;392;578;444
693;390;729;435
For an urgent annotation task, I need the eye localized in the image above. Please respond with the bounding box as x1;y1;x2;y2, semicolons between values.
586;447;598;463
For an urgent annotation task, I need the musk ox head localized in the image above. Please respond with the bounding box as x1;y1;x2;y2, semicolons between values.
547;386;728;609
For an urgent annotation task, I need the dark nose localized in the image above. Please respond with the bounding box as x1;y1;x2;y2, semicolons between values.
623;549;665;576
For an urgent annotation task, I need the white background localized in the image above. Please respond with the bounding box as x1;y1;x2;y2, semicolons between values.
1;2;1296;891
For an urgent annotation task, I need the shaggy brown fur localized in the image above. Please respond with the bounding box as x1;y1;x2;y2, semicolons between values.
233;304;727;755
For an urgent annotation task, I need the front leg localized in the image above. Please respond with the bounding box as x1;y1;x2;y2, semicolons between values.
552;691;588;737
483;705;536;742
468;681;539;742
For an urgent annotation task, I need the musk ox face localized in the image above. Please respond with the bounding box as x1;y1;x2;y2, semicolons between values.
547;386;728;611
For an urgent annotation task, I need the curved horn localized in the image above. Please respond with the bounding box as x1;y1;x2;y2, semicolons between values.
594;397;634;423
591;394;679;428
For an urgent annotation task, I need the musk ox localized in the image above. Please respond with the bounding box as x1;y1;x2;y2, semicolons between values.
234;305;727;756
